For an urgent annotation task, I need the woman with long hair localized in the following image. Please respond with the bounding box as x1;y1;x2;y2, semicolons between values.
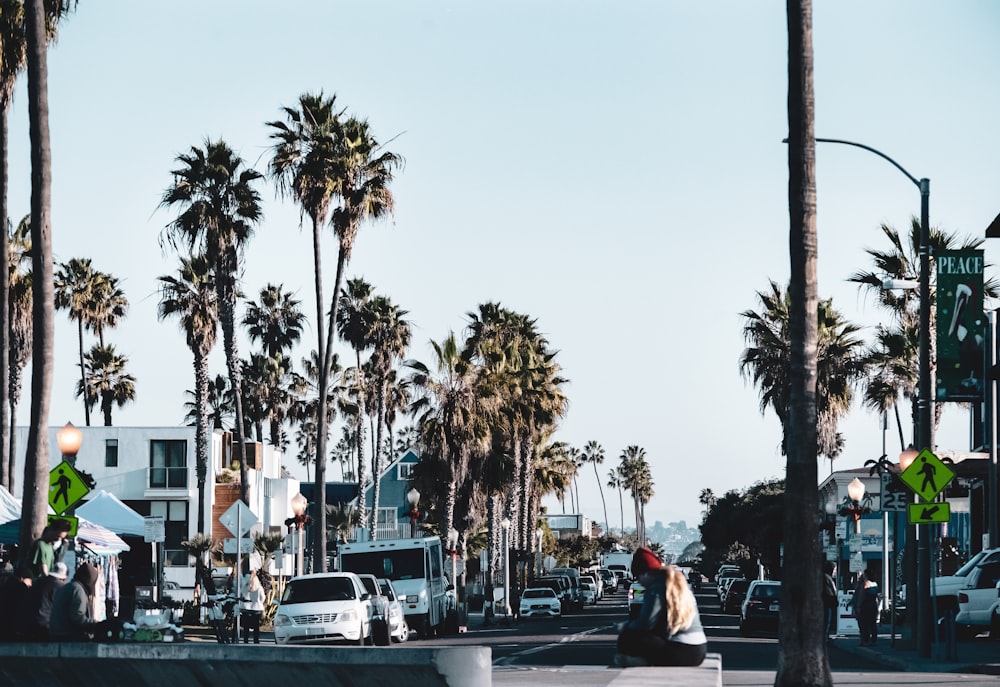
615;548;707;667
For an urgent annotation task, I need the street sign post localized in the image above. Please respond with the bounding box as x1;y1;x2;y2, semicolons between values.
907;502;951;525
879;472;909;512
48;460;91;515
219;500;258;538
899;448;955;502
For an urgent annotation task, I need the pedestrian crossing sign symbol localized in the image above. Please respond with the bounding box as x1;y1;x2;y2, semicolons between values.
899;448;955;502
48;460;91;515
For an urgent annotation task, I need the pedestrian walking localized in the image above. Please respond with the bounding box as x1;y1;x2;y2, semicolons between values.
26;521;71;581
240;569;265;644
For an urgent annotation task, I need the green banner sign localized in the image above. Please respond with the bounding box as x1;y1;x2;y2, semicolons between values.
936;249;984;402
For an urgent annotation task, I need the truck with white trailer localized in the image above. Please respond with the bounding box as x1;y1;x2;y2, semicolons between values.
337;536;449;639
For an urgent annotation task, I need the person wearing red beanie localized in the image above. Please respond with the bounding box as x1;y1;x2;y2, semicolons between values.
615;553;707;667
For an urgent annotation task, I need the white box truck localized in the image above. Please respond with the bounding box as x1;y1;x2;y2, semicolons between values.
337;536;450;639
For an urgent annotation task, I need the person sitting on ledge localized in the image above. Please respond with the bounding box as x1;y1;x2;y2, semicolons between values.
614;547;707;667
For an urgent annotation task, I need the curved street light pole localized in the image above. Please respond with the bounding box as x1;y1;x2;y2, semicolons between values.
793;136;933;658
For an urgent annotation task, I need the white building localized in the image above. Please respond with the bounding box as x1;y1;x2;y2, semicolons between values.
13;425;300;590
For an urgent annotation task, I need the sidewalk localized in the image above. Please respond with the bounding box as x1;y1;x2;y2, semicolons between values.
832;630;1000;674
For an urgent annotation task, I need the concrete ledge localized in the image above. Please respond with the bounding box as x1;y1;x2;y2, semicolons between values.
609;652;722;687
0;643;491;687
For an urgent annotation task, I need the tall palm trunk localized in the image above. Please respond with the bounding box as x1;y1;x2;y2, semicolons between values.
370;382;386;540
777;1;830;684
194;349;210;532
313;242;348;572
0;103;9;492
218;284;249;504
20;0;54;549
593;462;610;536
76;319;89;425
618;484;624;535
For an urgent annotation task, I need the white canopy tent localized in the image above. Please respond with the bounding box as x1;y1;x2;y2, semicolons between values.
75;489;145;537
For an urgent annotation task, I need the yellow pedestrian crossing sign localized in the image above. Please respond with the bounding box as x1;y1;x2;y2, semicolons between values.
907;501;951;525
48;460;91;515
899;448;955;502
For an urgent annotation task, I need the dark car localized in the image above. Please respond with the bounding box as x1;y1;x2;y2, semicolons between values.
722;578;750;614
740;580;781;636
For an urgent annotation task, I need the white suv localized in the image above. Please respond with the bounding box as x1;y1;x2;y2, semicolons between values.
956;558;1000;638
274;572;373;645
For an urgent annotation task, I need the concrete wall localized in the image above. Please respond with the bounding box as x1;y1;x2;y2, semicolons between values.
0;643;491;687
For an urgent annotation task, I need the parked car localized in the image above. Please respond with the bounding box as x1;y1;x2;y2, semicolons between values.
956;559;1000;638
717;569;743;599
537;575;574;612
273;572;373;645
607;564;631;589
628;581;645;619
519;587;562;618
356;573;392;645
722;578;751;614
582;573;602;600
377;578;409;643
598;568;617;594
549;567;584;610
740;580;781;636
580;579;597;605
718;575;742;605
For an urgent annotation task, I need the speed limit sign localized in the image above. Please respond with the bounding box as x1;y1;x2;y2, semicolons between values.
880;473;909;512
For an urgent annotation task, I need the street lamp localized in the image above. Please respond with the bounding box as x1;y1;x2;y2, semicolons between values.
899;445;918;472
800;135;933;658
536;528;544;578
57;422;83;461
838;478;871;535
407;489;420;538
501;517;511;618
290;492;308;577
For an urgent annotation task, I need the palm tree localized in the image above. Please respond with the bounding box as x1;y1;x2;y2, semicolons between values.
20;0;72;551
160;138;262;504
407;332;490;549
778;3;829;681
53;257;102;425
78;343;136;426
243;283;304;359
6;215;30;491
366;295;411;539
267;91;346;572
0;0;73;492
183;373;233;430
618;446;652;545
607;468;625;536
740;280;869;463
849;219;998;450
336;276;375;523
581;440;610;535
158;254;218;532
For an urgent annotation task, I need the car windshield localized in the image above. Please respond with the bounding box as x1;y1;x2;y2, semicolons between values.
282;576;357;603
523;588;555;599
378;580;396;600
751;584;780;600
953;550;989;577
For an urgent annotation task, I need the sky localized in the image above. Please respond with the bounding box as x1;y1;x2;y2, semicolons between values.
5;1;1000;531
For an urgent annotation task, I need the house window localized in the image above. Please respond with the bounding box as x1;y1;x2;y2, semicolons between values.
105;439;118;468
397;463;414;480
150;500;189;566
149;440;187;489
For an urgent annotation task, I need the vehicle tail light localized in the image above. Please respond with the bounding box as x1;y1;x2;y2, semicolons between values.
958;592;969;603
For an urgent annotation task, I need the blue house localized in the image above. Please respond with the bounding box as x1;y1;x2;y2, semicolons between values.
360;448;421;540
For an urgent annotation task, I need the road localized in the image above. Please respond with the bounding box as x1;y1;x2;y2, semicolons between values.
420;586;1000;686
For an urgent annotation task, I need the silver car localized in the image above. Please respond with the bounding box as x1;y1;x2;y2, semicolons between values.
378;577;410;642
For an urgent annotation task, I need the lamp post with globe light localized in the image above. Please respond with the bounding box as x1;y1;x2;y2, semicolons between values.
289;492;309;577
407;489;420;538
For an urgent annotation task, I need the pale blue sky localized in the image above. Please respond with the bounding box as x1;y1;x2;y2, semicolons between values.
6;2;1000;529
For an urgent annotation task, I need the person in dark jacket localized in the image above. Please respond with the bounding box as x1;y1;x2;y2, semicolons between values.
615;547;708;667
0;568;33;641
50;562;103;641
18;561;68;641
